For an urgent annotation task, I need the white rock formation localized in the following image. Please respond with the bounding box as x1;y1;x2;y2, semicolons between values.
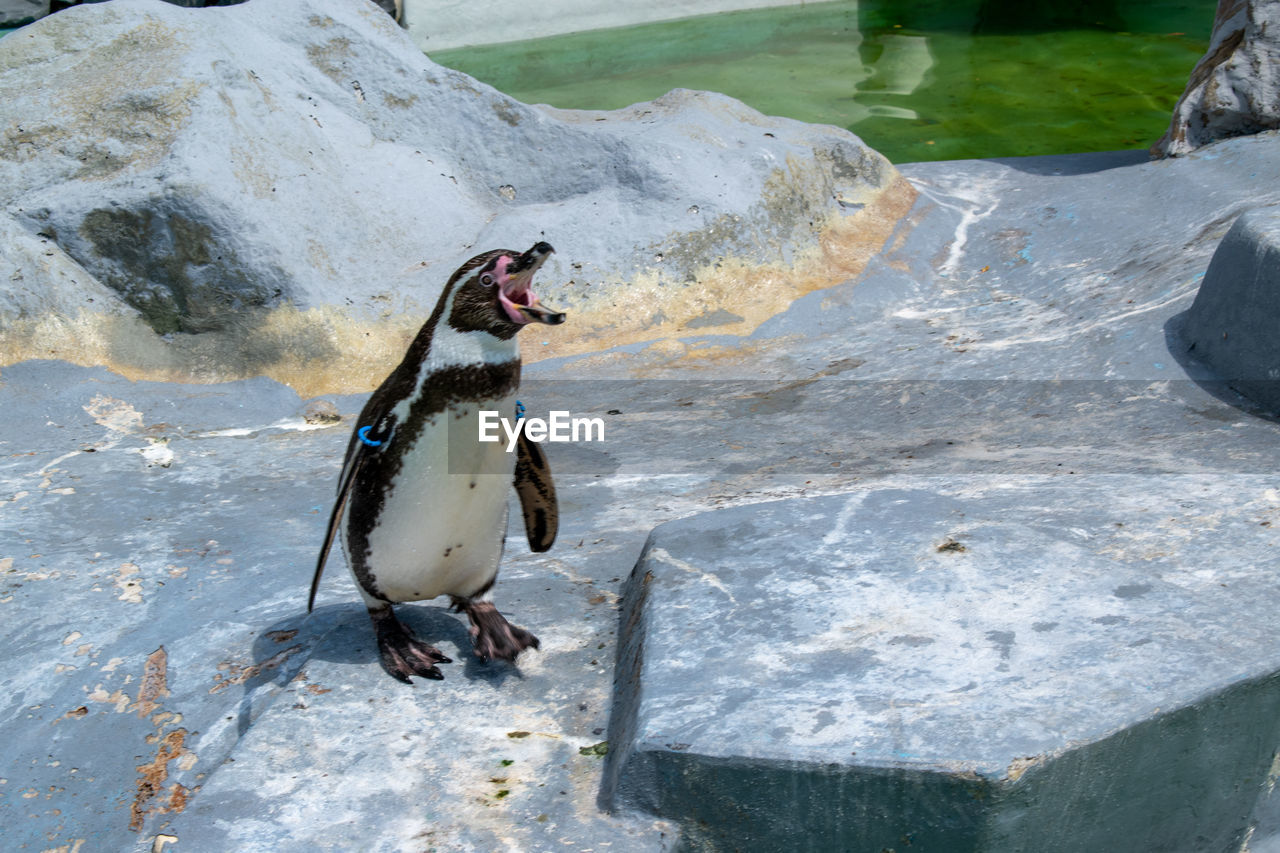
1153;0;1280;157
0;0;910;395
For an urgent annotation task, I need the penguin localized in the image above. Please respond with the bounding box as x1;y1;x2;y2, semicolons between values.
309;242;564;683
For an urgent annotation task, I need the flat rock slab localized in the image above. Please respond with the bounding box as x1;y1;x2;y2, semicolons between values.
608;487;1280;852
0;360;675;852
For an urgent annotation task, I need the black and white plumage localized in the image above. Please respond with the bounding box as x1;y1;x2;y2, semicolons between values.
310;242;563;683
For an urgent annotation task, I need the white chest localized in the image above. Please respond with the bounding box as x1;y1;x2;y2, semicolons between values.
355;394;518;602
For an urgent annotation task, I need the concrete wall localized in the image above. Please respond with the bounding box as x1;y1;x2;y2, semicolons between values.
403;0;809;51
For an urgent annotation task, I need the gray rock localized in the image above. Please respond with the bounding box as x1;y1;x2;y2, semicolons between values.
1178;205;1280;413
0;0;906;396
1153;0;1280;157
535;136;1280;383
0;0;46;27
607;488;1280;852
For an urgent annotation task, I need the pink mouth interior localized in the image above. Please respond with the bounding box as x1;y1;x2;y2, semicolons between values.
494;254;542;324
499;284;538;323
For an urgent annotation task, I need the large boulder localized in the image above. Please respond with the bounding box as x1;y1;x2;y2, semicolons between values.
1179;205;1280;412
0;0;911;396
1153;0;1280;157
0;0;46;27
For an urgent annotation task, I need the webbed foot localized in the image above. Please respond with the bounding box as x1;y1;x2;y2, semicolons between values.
370;606;452;684
451;597;540;662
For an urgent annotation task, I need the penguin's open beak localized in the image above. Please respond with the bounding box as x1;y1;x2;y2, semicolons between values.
500;242;566;326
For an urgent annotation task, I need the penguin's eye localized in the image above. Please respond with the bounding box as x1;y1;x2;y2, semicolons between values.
480;273;496;287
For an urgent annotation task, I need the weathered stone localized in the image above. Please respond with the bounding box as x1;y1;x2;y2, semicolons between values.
0;0;907;395
1177;205;1280;413
1153;0;1280;157
0;0;46;27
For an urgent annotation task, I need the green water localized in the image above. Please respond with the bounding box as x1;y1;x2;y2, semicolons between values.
432;0;1214;163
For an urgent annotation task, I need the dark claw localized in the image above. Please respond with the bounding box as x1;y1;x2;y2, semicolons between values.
453;598;540;663
370;606;451;684
474;623;540;662
378;645;445;683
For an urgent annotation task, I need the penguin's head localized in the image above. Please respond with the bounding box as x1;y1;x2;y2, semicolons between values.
448;242;566;335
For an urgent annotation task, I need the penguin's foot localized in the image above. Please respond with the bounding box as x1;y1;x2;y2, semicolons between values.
451;598;540;663
370;606;452;684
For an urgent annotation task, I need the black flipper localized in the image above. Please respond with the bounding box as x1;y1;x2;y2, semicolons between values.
513;430;558;552
308;458;360;612
308;417;383;612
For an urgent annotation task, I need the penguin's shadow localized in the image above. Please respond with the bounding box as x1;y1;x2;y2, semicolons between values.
248;602;531;708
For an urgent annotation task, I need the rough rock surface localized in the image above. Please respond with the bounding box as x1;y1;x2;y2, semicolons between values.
0;0;908;396
1153;0;1280;157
